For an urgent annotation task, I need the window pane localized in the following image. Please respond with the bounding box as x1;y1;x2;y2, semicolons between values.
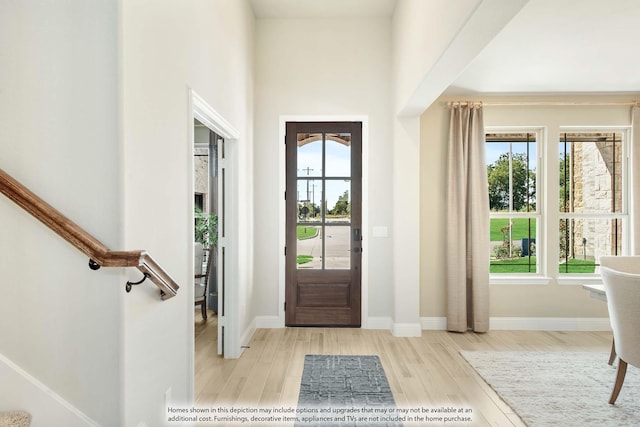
297;133;322;177
325;180;351;224
297;179;322;224
559;133;623;214
324;226;350;269
490;217;537;273
486;133;537;213
558;218;623;273
325;133;351;177
297;225;321;270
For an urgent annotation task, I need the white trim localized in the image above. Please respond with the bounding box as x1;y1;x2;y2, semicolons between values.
391;322;422;337
490;317;611;331
365;317;392;330
0;352;100;426
490;276;552;285
278;115;370;328
247;315;611;332
192;91;240;140
188;88;242;385
254;315;283;329
557;275;603;286
240;321;257;353
421;317;448;330
419;316;611;331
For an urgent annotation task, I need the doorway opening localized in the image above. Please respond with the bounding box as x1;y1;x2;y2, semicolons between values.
194;117;221;323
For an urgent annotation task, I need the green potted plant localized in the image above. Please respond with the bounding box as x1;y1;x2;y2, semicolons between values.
195;207;218;250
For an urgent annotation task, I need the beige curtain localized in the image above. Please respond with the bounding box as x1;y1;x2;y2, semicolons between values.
446;103;490;333
632;106;640;254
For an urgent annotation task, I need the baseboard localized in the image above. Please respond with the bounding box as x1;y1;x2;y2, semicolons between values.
254;315;283;328
490;317;612;331
420;317;448;330
364;317;392;330
0;352;100;426
240;321;257;356
391;322;422;337
418;316;611;331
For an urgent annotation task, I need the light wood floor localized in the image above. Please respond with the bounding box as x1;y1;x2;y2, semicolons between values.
194;310;612;426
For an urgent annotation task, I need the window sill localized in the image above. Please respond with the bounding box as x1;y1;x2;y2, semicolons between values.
557;275;603;286
490;275;552;285
490;275;604;286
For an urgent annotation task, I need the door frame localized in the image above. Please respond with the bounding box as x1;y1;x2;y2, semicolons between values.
278;115;369;328
187;88;241;401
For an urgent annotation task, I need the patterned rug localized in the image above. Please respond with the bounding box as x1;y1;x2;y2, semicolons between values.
296;355;401;426
461;350;640;426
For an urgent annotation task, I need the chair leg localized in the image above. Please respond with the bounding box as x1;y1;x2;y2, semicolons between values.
608;339;617;365
610;359;628;405
201;302;207;320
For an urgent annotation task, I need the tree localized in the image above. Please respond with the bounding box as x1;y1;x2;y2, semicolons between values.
331;190;350;215
487;153;536;212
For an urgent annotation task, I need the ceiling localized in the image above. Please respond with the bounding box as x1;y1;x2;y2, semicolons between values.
250;0;640;96
249;0;397;19
448;0;640;95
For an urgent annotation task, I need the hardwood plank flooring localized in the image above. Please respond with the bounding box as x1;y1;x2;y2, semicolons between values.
194;310;611;426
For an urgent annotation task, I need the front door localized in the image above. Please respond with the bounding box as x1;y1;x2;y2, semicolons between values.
285;121;362;326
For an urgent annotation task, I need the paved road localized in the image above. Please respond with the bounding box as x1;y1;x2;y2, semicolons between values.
297;225;351;269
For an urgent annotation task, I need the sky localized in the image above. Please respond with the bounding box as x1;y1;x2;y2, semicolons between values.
297;137;351;211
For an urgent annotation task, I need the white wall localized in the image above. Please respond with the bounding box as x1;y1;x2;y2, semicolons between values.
0;0;254;425
420;95;637;321
253;17;394;323
121;0;254;425
387;0;529;334
0;1;121;425
392;0;481;114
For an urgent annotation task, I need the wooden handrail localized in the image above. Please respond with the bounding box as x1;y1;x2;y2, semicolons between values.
0;168;179;299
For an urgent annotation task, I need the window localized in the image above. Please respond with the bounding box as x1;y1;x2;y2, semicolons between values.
487;127;629;282
487;131;540;274
558;131;627;274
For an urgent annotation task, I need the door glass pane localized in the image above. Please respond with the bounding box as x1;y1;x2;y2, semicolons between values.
297;133;322;177
297;179;322;223
324;226;350;269
325;180;350;224
297;225;321;270
325;133;351;177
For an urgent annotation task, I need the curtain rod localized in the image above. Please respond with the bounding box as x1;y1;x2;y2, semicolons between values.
447;100;640;107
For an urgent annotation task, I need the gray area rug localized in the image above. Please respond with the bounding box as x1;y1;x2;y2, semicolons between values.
296;355;401;426
461;350;640;426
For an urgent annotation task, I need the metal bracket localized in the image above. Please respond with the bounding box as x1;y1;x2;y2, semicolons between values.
88;259;101;270
125;273;150;293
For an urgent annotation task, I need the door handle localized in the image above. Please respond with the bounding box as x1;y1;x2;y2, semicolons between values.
353;228;361;242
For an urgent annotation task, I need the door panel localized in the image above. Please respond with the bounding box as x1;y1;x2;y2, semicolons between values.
286;122;362;326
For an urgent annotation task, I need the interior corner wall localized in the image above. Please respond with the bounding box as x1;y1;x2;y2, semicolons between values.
420;94;636;320
121;0;254;425
253;17;393;321
391;0;481;114
0;1;122;425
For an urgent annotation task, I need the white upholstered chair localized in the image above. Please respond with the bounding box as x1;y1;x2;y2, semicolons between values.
194;242;209;320
600;255;640;404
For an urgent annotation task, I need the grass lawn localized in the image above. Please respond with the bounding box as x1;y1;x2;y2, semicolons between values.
297;255;313;265
491;256;596;274
491;257;537;273
558;258;596;274
490;218;536;241
297;225;319;239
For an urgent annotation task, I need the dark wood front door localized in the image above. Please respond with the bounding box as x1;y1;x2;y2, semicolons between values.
285;121;362;326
